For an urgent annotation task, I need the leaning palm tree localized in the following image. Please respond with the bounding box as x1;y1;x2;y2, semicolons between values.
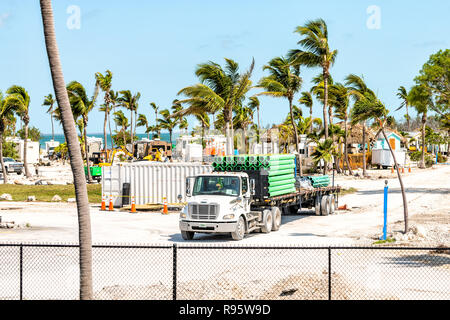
409;84;433;169
5;86;32;178
0;92;20;184
178;58;254;155
256;56;303;174
289;18;338;140
298;91;313;132
40;0;92;299
150;102;160;136
43;93;56;141
66;81;99;183
248;96;261;141
396;86;411;131
118;90;140;155
95;70;113;156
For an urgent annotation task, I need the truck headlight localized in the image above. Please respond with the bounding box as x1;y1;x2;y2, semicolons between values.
223;214;235;220
180;213;187;219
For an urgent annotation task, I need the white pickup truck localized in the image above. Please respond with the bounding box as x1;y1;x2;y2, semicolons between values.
179;170;340;241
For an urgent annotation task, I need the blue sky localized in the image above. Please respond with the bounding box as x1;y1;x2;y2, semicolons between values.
0;0;449;134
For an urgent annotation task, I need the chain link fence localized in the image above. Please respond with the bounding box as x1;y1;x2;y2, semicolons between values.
0;244;448;300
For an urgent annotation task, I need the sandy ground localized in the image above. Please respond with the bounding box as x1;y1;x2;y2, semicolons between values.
0;165;449;300
0;165;448;246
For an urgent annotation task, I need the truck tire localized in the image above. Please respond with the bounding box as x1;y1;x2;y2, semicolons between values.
261;209;273;233
321;195;330;216
271;207;282;231
231;216;246;241
181;231;195;240
328;194;336;215
314;196;321;216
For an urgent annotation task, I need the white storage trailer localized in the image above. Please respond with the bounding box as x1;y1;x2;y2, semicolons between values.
101;162;213;207
372;149;406;168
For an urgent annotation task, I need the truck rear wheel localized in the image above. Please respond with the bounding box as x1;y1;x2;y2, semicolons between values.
321;195;330;216
231;216;246;241
261;209;273;233
314;196;321;216
328;194;336;215
181;231;195;240
271;207;282;231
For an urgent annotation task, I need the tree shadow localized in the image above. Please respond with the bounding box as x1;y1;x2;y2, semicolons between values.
382;252;450;268
356;188;450;196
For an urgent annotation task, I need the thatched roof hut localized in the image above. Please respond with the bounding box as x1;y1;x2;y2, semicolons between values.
336;122;376;144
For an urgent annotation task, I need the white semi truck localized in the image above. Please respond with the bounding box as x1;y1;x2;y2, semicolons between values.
179;170;340;241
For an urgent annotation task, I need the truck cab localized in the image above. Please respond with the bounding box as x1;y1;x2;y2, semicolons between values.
179;172;281;241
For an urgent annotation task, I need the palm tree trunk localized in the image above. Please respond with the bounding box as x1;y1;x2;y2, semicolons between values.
309;106;313;133
0;132;8;184
130;110;134;156
289;98;302;176
344;119;353;175
84;120;92;183
406;104;410;131
107;112;113;162
103;110;108;153
381;127;409;233
40;0;92;300
23;120;31;178
420;112;427;168
362;122;367;176
51;111;55;141
323;69;329;140
257;107;261;144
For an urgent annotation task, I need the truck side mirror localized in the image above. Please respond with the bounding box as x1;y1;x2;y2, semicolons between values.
186;179;191;197
250;179;256;196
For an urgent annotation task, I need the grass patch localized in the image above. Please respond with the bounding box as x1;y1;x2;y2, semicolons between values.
0;184;102;203
339;187;357;195
373;238;396;245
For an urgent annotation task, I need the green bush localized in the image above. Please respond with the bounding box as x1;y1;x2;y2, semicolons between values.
437;153;447;163
410;151;422;162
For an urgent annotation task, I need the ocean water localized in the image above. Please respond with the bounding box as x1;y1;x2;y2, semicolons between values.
39;133;177;149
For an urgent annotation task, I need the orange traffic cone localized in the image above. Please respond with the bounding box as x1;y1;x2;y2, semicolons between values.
401;167;405;174
101;194;106;211
108;195;114;211
391;167;394;174
408;167;412;173
130;196;136;213
163;197;168;215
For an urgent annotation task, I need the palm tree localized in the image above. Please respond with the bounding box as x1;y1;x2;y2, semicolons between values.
350;90;409;233
137;114;150;140
312;139;334;174
110;90;119;132
158;109;178;146
311;73;334;126
150;102;160;136
43;94;56;141
118;90;140;155
289;18;338;140
248;96;261;141
40;0;93;299
66;81;99;183
95;70;113;156
345;74;375;177
178;58;254;155
195;112;210;150
0;92;20;183
256;56;303;173
113;110;129;147
409;84;433;169
5;86;32;178
233;105;254;153
329;83;353;175
298;91;313;132
396;86;411;131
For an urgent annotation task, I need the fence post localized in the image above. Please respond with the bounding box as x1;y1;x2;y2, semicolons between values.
19;245;23;300
328;247;331;300
173;244;177;300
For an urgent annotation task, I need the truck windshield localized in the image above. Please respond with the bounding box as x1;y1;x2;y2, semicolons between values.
193;176;240;196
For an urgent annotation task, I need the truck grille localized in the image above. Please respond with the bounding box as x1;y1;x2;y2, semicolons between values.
188;203;219;220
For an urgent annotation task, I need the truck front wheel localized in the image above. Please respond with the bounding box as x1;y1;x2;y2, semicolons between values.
261;210;273;233
231;216;246;241
181;230;195;240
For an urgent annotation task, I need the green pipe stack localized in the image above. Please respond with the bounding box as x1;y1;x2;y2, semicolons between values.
212;154;297;197
306;175;330;188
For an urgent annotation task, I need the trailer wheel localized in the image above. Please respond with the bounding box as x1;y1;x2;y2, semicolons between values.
321;195;330;216
231;216;246;241
314;196;321;216
181;231;195;240
328;194;336;215
261;209;273;233
271;207;282;231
